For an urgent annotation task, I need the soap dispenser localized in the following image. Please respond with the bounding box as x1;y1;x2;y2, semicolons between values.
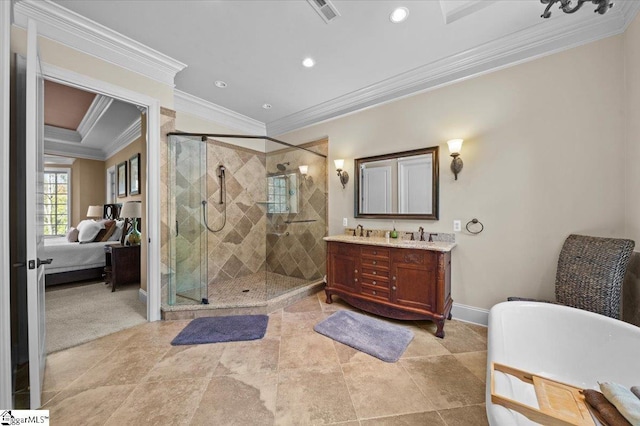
390;221;398;239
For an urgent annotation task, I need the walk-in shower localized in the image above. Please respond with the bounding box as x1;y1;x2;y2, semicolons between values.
165;133;327;311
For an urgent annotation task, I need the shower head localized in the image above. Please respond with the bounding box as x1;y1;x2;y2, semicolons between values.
276;162;290;171
217;165;226;178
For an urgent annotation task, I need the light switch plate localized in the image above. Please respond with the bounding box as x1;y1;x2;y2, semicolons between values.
453;220;461;232
343;218;348;227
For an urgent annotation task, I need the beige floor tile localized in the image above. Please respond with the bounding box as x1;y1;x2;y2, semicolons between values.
143;343;226;382
463;323;488;340
401;327;451;359
333;340;384;365
265;310;283;337
424;321;486;354
360;411;446;426
279;331;340;370
122;320;191;348
275;365;358;425
281;311;329;336
42;384;136;424
453;351;487;383
343;361;433;419
318;294;360;313
190;373;277;425
437;404;488;426
105;378;209;426
66;345;169;390
284;294;323;313
213;337;280;376
401;355;485;410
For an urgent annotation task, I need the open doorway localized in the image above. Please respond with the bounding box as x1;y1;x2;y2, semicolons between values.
41;80;148;353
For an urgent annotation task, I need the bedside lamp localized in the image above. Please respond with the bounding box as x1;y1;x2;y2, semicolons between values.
86;205;103;219
120;201;142;245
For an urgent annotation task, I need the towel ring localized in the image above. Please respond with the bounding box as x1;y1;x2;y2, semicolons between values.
466;218;484;235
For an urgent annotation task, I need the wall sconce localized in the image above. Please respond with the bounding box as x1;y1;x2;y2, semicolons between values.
334;159;349;188
447;139;464;180
86;205;103;219
298;164;308;179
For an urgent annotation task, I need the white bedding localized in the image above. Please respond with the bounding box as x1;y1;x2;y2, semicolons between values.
43;237;114;274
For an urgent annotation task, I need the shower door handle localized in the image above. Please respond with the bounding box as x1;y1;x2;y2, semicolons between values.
176;220;179;236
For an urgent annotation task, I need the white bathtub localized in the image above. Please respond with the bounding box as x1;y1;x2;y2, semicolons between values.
486;301;640;425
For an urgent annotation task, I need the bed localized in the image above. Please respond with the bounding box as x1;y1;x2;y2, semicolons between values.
44;204;122;286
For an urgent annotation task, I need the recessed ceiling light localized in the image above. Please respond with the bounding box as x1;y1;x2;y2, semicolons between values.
214;80;228;88
390;7;409;23
262;104;272;109
302;57;315;68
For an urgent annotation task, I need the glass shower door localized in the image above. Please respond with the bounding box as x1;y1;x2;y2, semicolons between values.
167;135;208;305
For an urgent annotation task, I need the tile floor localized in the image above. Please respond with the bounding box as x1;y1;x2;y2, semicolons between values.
42;290;489;425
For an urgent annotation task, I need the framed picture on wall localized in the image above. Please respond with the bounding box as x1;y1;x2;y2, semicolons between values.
129;153;140;195
117;161;127;197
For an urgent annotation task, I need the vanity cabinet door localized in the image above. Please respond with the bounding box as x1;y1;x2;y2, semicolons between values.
390;249;436;312
327;242;360;293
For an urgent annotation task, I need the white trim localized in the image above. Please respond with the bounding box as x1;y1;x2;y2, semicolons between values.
0;0;12;410
44;124;80;144
267;6;633;136
102;117;141;159
44;140;104;160
44;154;75;165
174;90;266;135
439;0;496;25
76;94;112;139
12;0;186;86
138;288;147;305
40;62;161;322
106;165;115;204
451;302;489;326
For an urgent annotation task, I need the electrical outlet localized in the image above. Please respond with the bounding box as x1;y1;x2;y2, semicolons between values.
343;217;348;227
453;220;461;232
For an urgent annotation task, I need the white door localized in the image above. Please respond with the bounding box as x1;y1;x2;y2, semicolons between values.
25;19;47;409
361;166;392;213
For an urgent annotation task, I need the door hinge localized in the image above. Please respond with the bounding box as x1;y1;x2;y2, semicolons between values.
28;260;35;269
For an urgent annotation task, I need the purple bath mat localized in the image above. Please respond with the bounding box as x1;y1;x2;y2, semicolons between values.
314;310;414;362
171;315;268;345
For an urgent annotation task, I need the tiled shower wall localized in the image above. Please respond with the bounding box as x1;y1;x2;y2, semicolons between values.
265;140;328;280
205;140;267;283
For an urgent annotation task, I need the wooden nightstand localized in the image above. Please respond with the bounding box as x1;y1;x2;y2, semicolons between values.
104;244;141;292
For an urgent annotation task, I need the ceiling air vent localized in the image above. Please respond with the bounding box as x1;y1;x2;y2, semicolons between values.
307;0;340;24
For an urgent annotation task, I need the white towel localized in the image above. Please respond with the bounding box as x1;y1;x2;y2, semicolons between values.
600;382;640;426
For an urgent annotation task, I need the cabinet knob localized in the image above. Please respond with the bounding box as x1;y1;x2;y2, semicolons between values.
372;281;377;285
355;278;358;282
372;291;376;295
373;251;377;255
373;260;377;265
392;286;397;291
372;271;377;275
392;276;396;280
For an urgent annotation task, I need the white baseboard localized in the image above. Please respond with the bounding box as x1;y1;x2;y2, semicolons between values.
138;288;147;305
451;302;489;326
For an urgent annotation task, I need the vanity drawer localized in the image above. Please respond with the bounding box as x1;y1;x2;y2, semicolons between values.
361;277;389;289
329;242;359;256
361;257;389;270
361;286;390;301
361;247;389;259
361;267;389;279
391;249;436;268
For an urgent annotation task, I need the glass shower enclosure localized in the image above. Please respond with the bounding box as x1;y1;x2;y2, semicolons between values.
166;134;327;309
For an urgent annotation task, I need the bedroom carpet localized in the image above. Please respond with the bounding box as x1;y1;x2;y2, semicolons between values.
46;281;146;354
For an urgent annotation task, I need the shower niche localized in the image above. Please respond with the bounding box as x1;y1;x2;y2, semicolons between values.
165;135;327;311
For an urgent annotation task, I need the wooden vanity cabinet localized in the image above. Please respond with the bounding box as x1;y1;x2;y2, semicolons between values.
325;241;453;338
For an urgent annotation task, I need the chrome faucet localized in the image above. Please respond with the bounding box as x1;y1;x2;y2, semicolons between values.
418;227;425;241
356;224;364;237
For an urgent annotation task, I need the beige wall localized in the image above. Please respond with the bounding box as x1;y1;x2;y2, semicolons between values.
69;158;106;226
623;13;640;325
10;26;174;107
278;35;627;311
105;117;147;291
175;111;263;151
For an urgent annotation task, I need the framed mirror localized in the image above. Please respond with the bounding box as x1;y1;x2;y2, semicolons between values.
354;146;439;220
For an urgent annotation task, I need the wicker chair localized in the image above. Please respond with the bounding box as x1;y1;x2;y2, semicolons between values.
508;234;635;319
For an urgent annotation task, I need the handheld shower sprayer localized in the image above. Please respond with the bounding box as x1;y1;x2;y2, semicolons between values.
218;165;226;178
202;164;228;233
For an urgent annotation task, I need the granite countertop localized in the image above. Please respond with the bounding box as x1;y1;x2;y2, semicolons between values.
323;235;457;252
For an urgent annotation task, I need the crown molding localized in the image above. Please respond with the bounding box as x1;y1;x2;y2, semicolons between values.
44;124;81;144
174;89;266;135
12;0;187;86
266;8;632;136
76;94;112;139
44;140;104;160
103;117;142;159
44;154;75;165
